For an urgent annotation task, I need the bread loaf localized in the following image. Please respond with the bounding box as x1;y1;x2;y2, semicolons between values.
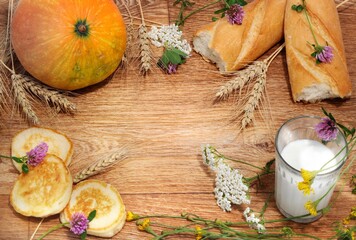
193;0;286;73
285;0;352;102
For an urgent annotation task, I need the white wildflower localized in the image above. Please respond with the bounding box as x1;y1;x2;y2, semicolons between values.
148;24;192;56
202;144;219;171
243;207;266;233
214;161;250;211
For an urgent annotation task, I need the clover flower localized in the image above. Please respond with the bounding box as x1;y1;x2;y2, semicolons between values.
214;160;250;211
225;4;245;25
243;207;266;233
70;212;90;235
315;117;339;142
167;63;178;74
26;142;48;167
148;24;192;56
314;45;334;64
298;169;317;195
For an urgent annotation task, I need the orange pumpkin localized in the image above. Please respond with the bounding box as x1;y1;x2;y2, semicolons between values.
11;0;126;90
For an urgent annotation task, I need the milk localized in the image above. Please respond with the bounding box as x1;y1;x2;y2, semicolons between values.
275;139;341;222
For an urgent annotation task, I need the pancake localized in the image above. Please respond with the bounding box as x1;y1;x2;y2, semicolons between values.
10;154;72;217
60;179;126;238
11;127;74;172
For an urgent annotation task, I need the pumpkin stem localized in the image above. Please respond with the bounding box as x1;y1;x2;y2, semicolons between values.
74;19;90;38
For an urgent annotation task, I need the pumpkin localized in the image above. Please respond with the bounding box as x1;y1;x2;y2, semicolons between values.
11;0;127;90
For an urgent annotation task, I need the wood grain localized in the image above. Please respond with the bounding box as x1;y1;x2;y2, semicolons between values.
0;0;355;239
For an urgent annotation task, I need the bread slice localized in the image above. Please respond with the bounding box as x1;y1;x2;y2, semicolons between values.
60;180;126;238
11;127;73;172
10;154;72;217
193;0;286;73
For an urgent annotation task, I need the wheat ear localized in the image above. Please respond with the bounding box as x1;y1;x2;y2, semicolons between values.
241;63;267;129
17;74;76;113
11;74;39;124
137;0;152;75
73;149;127;183
216;61;265;100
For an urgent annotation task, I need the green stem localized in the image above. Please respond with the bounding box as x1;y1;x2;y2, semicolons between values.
244;170;275;185
178;0;221;26
294;233;322;240
302;0;320;47
36;223;68;240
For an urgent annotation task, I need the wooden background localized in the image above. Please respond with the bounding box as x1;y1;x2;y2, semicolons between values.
0;0;355;239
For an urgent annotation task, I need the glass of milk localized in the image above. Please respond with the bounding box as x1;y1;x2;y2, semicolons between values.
275;116;348;223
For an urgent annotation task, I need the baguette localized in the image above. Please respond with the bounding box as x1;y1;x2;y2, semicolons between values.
284;0;352;102
193;0;286;73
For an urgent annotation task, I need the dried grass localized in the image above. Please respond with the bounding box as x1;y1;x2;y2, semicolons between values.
138;24;152;75
73;148;127;183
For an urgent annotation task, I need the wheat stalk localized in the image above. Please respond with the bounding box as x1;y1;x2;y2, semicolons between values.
216;61;266;100
11;74;39;124
240;65;267;129
137;0;152;75
73;149;127;183
16;74;76;113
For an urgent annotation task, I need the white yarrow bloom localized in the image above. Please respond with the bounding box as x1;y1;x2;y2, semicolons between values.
202;144;219;171
243;207;266;233
214;160;250;211
148;24;192;56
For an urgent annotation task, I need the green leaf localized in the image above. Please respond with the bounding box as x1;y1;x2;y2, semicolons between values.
12;156;23;163
264;159;275;172
212;17;219;22
291;4;304;12
170;48;187;58
88;210;96;222
80;231;87;240
165;50;182;65
236;0;247;6
160;52;170;66
214;8;227;15
22;164;29;174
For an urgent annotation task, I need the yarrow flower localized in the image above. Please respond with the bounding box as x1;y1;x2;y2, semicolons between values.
225;4;245;25
26;142;48;166
148;24;192;56
70;212;90;235
315;117;339;142
214;161;250;211
243;207;266;233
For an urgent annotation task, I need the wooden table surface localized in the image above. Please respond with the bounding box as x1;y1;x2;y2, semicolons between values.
1;0;355;239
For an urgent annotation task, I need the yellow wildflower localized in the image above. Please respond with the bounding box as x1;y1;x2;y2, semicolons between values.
137;218;150;231
304;200;318;216
126;211;140;222
195;226;203;240
350;207;356;219
298;169;317;195
298;181;314;195
300;169;317;182
343;217;350;225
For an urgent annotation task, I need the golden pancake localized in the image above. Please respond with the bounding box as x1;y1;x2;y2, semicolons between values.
10;154;72;217
60;180;126;238
11;127;74;172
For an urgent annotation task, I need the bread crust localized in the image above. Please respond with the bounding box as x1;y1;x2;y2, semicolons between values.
193;0;286;72
285;0;352;102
